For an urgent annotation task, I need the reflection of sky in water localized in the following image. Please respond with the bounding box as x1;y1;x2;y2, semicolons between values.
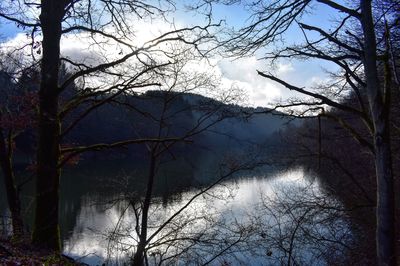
63;168;348;265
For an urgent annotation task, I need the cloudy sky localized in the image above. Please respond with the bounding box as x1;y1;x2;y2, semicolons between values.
0;1;339;108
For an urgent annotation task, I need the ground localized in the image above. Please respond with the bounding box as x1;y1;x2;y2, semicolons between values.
0;237;87;266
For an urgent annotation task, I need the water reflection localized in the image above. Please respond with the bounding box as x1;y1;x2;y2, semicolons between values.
63;168;352;265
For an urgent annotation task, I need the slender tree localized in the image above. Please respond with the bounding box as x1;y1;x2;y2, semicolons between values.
0;60;37;240
213;0;398;264
102;51;253;265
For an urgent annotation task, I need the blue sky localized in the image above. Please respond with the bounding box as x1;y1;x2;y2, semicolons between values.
0;1;342;107
0;21;19;39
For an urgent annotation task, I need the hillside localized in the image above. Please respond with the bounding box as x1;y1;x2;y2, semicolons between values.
58;90;288;161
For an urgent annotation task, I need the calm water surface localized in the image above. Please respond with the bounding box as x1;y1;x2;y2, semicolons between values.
58;167;350;265
0;155;351;265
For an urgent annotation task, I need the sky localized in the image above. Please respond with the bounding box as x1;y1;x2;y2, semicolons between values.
0;1;341;108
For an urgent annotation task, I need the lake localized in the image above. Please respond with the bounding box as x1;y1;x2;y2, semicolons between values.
1;158;352;265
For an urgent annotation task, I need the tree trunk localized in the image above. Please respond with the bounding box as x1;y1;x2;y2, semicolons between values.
31;0;65;252
132;152;156;266
0;126;24;240
360;0;396;265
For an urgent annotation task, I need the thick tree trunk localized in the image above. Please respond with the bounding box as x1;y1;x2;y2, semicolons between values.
374;127;395;265
31;0;65;252
0;127;24;239
360;0;396;265
132;152;156;266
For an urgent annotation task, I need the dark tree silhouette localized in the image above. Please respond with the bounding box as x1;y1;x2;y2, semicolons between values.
212;0;399;264
0;0;218;252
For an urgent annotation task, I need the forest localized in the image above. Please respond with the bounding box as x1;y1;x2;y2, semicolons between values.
0;0;399;265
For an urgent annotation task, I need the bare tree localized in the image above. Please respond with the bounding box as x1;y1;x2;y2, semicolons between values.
0;54;38;240
0;0;218;253
90;51;259;265
206;0;399;264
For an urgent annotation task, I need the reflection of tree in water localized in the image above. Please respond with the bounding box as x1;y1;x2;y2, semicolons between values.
252;177;354;266
62;169;355;265
54;148;229;246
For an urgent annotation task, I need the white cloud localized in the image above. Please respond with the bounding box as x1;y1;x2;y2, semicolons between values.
60;30;291;107
276;62;294;74
217;57;283;107
1;17;333;109
0;30;291;108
